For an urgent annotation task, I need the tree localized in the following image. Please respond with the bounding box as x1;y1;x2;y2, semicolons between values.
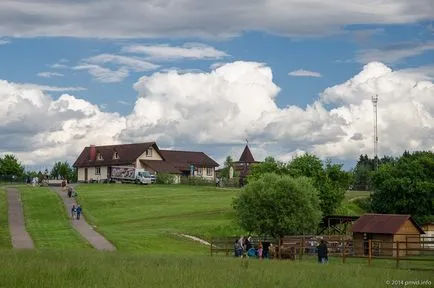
248;156;288;181
0;154;24;181
219;156;235;179
232;173;322;237
371;151;434;225
287;154;351;216
50;161;74;181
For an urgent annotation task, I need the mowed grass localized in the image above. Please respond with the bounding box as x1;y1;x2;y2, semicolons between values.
19;186;90;249
0;188;11;248
77;184;243;253
1;250;432;288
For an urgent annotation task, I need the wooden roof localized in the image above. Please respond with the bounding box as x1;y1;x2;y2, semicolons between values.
349;213;425;234
237;145;256;163
159;150;219;169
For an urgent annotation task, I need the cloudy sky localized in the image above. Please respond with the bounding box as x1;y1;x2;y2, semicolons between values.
0;0;433;169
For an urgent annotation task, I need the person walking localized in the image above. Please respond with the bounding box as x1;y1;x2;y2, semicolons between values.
317;239;328;264
67;186;73;198
76;205;82;220
71;204;76;219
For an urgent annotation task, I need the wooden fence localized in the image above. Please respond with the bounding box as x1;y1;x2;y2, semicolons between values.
210;235;434;269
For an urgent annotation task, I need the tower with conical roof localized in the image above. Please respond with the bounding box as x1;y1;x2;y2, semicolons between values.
233;143;260;185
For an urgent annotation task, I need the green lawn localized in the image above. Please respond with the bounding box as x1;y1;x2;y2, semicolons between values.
19;186;91;249
77;184;243;253
0;250;432;288
0;188;11;248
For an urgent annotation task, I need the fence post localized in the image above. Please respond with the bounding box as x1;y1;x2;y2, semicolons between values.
300;236;304;261
396;241;400;268
279;238;282;259
342;239;346;263
368;240;372;265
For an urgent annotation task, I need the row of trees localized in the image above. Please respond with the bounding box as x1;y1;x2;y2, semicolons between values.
0;154;77;183
232;151;434;237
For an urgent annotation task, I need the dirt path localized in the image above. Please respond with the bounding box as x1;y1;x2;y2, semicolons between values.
52;187;116;251
6;188;34;249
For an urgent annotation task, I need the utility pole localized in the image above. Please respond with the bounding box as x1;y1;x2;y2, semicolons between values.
372;94;379;171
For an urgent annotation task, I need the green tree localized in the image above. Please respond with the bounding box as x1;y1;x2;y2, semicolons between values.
50;161;74;181
232;173;322;237
371;151;434;225
287;154;350;216
219;156;234;179
0;154;24;181
248;156;288;181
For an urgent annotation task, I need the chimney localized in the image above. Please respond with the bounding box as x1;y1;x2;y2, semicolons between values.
89;145;96;161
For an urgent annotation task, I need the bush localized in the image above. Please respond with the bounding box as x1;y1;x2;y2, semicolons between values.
156;173;176;184
220;177;240;188
180;176;214;186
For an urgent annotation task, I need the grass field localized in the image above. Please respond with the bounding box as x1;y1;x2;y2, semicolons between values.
75;184;368;253
19;186;91;249
0;187;11;248
76;184;243;253
0;250;432;288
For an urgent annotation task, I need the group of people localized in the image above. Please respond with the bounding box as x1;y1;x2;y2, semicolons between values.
71;204;82;220
65;185;82;220
234;236;271;259
233;236;329;264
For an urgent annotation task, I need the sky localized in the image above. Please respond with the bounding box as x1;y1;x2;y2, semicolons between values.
0;0;433;170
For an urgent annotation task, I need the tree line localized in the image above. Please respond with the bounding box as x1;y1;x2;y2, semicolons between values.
0;154;76;183
232;151;434;237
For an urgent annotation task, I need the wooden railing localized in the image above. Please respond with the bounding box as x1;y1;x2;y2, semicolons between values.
210;235;434;269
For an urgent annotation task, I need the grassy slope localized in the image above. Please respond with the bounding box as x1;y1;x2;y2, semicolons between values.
0;250;432;288
77;184;243;253
19;186;90;249
337;190;371;215
0;188;11;248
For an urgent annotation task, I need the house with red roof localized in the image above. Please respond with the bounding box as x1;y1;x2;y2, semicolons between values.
73;142;219;183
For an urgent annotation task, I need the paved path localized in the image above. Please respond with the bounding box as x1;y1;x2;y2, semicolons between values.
52;187;116;251
6;188;34;249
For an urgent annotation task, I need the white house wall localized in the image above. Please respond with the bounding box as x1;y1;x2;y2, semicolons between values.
136;146;163;168
77;166;108;182
195;167;215;180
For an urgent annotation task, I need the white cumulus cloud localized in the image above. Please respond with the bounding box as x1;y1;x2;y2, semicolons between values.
0;61;433;166
288;69;322;77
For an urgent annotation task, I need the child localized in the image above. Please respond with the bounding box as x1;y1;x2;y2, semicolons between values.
257;241;263;260
71;205;76;219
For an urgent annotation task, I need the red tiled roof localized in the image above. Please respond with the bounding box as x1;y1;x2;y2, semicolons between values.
349;214;425;234
73;142;158;167
140;160;182;174
237;145;256;163
159;150;219;169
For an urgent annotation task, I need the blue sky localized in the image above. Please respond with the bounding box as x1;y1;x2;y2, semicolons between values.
0;1;433;168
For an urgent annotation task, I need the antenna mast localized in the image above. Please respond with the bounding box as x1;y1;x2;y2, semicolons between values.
372;94;378;170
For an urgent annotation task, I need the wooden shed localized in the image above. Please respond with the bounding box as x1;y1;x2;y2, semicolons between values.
349;214;425;257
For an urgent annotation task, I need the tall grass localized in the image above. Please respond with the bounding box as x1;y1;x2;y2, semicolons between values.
0;250;432;288
0;188;11;248
19;186;91;249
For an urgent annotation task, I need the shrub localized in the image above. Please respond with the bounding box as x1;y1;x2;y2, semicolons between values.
156;173;176;184
180;176;214;186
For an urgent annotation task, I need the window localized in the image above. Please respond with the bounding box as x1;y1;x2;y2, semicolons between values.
197;168;203;175
113;152;119;159
95;167;101;175
97;153;103;160
146;148;153;157
206;168;213;176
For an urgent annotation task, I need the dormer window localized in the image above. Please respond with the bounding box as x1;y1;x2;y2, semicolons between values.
97;153;103;160
113;152;119;159
146;148;153;157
